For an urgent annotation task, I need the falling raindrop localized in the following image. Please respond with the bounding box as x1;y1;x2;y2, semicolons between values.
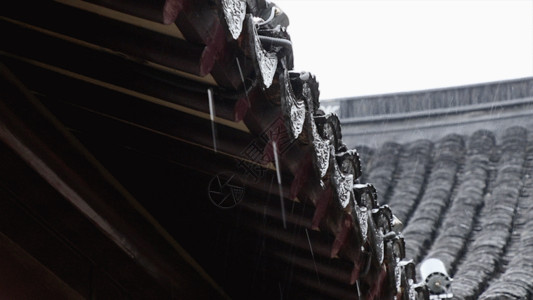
305;228;321;286
356;279;362;298
208;88;217;153
272;141;287;229
235;57;249;101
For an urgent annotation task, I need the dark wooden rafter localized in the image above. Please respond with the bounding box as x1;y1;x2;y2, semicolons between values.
0;64;229;299
1;1;214;76
0;18;259;124
0;0;431;297
81;0;186;24
0;231;84;299
0;59;251;156
36;102;294;200
0;145;143;298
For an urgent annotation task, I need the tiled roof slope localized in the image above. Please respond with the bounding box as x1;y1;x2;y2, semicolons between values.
333;77;533;119
353;126;533;299
328;77;533;148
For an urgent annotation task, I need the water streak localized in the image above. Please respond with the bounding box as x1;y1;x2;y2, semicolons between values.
356;279;362;298
235;57;249;101
272;141;287;229
305;228;321;285
207;88;217;152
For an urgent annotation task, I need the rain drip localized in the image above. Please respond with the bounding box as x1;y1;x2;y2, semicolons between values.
207;88;217;152
304;228;321;286
356;279;362;298
272;141;286;229
235;57;249;102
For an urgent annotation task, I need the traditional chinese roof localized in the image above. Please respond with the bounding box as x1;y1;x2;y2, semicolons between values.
331;78;533;299
1;0;420;299
326;77;533;147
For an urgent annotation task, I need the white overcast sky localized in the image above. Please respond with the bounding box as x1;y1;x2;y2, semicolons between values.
273;0;533;100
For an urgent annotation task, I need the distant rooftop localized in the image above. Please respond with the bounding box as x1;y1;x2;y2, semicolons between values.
334;78;533;298
354;126;533;299
324;77;533;147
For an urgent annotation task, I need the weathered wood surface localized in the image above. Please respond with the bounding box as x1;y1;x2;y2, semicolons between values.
0;0;426;298
0;64;229;299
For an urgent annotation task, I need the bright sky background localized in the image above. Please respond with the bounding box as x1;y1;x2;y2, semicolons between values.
274;0;533;100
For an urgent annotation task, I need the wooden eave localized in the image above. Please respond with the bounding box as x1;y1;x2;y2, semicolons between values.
1;0;425;299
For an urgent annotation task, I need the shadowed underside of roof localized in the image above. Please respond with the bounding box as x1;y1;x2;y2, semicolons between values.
0;0;427;299
354;126;533;299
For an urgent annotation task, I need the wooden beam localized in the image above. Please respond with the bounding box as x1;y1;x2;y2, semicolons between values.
78;0;186;26
0;231;84;299
0;63;230;299
1;1;213;76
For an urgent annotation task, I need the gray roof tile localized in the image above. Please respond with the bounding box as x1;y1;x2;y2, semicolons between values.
356;126;533;298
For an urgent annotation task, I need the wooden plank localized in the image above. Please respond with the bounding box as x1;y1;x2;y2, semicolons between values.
1;0;213;76
0;63;230;299
0;185;94;299
0;50;244;130
74;0;186;27
0;231;84;299
0;32;236;122
0;142;159;298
